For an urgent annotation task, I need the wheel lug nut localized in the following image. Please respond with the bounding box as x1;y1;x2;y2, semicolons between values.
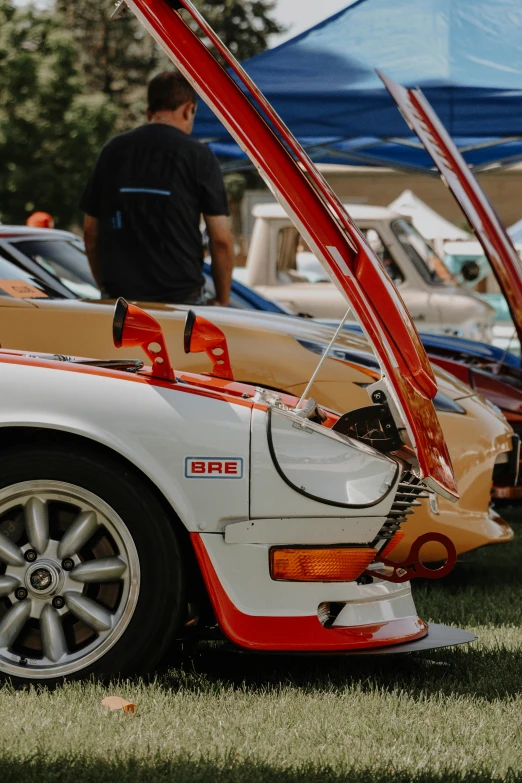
62;558;74;571
15;587;28;601
52;596;65;609
25;550;37;563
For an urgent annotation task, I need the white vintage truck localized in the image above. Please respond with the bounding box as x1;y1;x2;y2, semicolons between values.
238;202;495;341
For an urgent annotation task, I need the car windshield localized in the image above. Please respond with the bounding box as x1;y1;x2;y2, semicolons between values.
0;253;55;299
11;238;101;300
391;219;455;286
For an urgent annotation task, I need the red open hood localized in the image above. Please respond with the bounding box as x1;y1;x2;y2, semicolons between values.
379;70;522;352
123;0;457;500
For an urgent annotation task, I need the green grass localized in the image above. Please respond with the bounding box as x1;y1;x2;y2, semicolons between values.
0;509;521;783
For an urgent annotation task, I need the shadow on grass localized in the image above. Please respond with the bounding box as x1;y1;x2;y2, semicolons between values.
0;757;519;783
154;640;522;703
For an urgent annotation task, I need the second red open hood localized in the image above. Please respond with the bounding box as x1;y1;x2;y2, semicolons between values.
121;0;457;500
379;70;522;353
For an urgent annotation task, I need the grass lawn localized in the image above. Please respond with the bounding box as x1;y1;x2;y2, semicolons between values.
0;509;521;783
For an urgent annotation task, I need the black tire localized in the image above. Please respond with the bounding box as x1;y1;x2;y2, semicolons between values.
0;441;185;685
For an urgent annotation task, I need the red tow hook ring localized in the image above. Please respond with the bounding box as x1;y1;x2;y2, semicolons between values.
364;532;457;583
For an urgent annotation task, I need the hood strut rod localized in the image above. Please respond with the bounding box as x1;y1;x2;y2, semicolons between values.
296;308;353;410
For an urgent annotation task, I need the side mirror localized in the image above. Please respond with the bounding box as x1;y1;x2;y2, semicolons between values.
184;309;234;381
460;260;481;283
113;298;175;381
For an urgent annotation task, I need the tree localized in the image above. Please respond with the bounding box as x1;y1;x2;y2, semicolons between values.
55;0;161;130
0;1;115;227
191;0;285;62
54;0;285;130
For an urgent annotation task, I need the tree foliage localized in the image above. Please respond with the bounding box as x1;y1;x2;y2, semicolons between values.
0;0;283;228
55;0;285;130
191;0;284;61
0;0;115;227
55;0;162;130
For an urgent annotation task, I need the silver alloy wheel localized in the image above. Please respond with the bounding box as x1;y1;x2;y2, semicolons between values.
0;481;140;679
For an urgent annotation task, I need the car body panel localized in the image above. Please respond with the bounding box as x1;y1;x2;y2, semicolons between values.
0;296;512;561
125;0;457;501
0;355;253;533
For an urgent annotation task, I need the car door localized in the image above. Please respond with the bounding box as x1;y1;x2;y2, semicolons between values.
122;0;458;500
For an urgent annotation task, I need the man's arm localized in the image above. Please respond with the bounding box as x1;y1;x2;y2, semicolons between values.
204;214;234;306
83;215;102;288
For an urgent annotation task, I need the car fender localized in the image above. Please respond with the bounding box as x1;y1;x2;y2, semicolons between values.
0;360;251;533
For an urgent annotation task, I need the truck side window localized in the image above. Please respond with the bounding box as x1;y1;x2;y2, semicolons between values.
363;229;404;285
277;230;334;284
277;227;314;283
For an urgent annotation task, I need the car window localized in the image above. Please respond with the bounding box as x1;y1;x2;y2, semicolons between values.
360;228;404;285
391;219;455;286
11;239;101;300
277;227;405;286
0;251;54;298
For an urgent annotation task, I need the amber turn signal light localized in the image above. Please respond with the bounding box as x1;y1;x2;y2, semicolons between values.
380;531;406;560
270;547;377;582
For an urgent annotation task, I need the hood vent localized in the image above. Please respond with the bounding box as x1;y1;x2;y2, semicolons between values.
372;472;429;550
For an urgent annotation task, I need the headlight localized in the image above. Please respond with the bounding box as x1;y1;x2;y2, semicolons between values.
433;392;466;414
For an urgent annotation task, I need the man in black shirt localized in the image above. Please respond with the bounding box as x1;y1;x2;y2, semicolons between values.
80;71;234;305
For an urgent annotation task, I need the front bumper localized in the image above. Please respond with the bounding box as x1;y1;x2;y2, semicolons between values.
391;504;513;563
192;533;456;652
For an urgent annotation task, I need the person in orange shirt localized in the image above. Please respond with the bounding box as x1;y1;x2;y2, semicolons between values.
26;211;55;229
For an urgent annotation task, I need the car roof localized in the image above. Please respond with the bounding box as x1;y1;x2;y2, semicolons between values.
444;240;485;254
0;226;79;241
251;202;403;221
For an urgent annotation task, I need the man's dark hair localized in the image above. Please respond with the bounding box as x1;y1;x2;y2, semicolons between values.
147;71;197;114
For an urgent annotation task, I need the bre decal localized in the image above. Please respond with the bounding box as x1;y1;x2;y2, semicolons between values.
185;457;244;479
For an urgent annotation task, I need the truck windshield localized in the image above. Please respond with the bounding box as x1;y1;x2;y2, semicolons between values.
391;219;455;287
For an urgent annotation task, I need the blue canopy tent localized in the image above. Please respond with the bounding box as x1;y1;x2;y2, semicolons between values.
194;0;522;173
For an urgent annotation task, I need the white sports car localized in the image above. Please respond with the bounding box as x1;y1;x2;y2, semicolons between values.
0;300;470;683
0;0;473;683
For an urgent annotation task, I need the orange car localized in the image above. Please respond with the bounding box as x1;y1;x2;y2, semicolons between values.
0;264;514;563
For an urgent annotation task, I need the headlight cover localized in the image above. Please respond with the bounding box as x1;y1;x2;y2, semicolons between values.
268;407;399;507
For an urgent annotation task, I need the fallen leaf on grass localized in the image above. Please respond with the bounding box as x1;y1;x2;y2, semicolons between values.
102;696;137;714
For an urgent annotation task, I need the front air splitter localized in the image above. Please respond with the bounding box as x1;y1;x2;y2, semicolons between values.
221;624;476;656
337;624;476;656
